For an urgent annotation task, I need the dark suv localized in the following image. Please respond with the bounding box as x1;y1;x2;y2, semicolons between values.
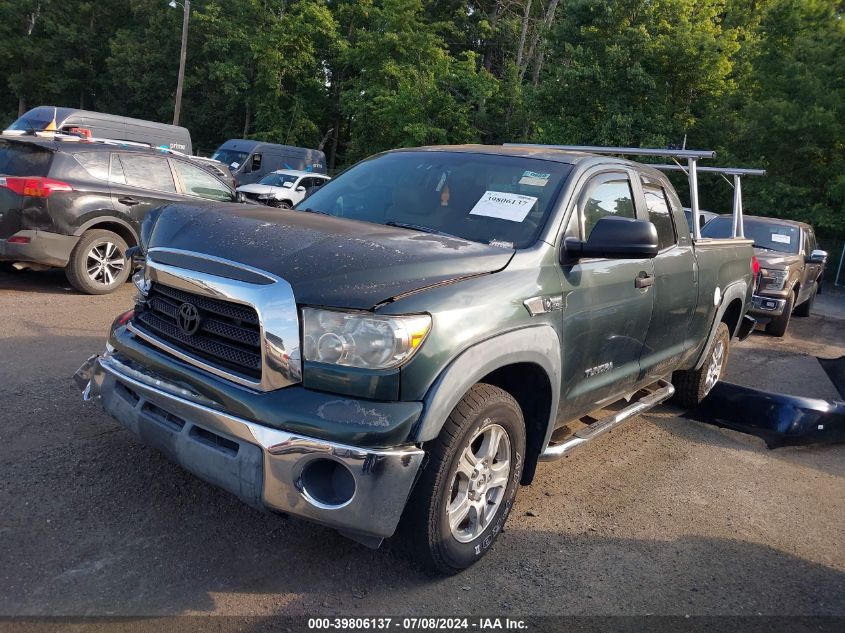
0;136;241;294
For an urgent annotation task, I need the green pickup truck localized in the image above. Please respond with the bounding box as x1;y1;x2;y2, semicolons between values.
76;144;755;573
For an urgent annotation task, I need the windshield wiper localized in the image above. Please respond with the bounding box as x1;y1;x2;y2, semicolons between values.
752;243;773;251
299;207;332;215
385;221;459;239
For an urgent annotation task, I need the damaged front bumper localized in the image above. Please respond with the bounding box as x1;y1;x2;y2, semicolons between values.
75;353;425;546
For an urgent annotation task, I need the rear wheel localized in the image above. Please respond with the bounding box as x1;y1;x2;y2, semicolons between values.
403;384;525;574
65;229;130;295
672;322;730;408
765;290;795;336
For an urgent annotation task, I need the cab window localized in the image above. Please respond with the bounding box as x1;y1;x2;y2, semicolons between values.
250;154;262;172
581;174;635;238
642;181;677;250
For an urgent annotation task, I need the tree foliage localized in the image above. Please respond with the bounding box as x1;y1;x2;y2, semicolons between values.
0;0;842;232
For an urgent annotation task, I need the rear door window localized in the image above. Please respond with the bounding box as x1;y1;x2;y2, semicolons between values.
117;154;176;193
0;141;53;176
641;180;677;250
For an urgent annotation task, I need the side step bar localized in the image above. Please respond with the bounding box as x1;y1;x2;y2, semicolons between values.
540;380;675;461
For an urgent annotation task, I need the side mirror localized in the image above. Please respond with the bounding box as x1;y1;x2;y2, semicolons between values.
295;185;306;193
562;216;659;263
807;249;828;264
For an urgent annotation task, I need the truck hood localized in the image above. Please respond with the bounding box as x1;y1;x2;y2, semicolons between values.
754;248;802;269
142;203;514;309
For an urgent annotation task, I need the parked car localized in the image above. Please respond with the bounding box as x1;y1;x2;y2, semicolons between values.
211;139;327;186
0;136;242;294
75;144;754;573
702;214;827;336
236;170;330;207
683;207;718;232
5;106;192;153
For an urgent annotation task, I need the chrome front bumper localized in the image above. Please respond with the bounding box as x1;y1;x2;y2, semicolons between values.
75;353;424;544
751;294;787;316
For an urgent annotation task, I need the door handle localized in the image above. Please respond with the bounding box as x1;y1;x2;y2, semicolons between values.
118;196;140;206
635;272;655;289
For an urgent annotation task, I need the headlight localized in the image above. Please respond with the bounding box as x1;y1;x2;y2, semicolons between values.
302;308;431;370
760;268;788;290
257;193;274;200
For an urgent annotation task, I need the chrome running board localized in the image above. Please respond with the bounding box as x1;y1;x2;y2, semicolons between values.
540;380;675;462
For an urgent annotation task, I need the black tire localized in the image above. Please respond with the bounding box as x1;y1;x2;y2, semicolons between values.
765;290;795;336
794;286;815;317
672;322;730;408
65;229;130;295
403;384;525;575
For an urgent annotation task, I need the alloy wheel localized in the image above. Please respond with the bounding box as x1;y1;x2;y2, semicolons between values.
447;422;511;543
704;339;725;395
86;241;125;286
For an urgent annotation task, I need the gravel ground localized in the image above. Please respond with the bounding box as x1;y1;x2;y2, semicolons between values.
0;268;843;620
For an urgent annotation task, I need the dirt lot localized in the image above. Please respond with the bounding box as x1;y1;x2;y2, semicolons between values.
1;268;843;619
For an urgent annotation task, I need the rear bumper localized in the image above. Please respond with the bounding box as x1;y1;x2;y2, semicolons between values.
750;294;787;317
0;230;78;267
75;352;425;543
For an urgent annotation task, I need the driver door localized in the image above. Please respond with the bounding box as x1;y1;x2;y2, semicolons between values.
558;169;656;416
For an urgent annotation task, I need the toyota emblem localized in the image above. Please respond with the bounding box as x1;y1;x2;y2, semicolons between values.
177;303;201;336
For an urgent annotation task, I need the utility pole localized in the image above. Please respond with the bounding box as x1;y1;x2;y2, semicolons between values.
172;0;190;126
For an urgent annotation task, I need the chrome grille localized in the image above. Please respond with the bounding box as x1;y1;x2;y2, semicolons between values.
133;282;262;380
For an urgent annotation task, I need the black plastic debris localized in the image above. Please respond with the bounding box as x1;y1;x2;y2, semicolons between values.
686;382;845;449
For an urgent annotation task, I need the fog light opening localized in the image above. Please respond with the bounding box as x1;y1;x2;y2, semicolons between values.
298;458;356;509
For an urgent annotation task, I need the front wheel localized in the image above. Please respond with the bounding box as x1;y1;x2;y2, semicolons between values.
794;286;816;317
765;291;795;336
403;384;525;574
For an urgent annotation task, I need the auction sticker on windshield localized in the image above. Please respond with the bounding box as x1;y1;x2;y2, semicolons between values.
771;233;791;244
469;191;537;222
519;171;551;186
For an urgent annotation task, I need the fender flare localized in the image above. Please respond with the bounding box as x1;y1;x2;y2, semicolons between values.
412;325;561;449
73;215;139;245
694;280;748;370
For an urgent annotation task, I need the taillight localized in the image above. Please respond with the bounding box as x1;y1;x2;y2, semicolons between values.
1;177;73;197
7;235;31;244
751;255;760;276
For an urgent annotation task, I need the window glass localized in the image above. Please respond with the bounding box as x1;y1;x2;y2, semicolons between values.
172;160;233;202
72;152;109;181
250;153;262;172
582;177;635;238
109;154;126;184
298;151;573;248
210;149;249;170
702;218;800;254
642;182;676;250
119;154;176;192
259;172;297;187
0;141;52;176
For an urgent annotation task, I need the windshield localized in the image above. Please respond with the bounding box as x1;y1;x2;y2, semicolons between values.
297;151;572;248
6;110;59;132
210;149;249;170
259;172;298;187
702;217;800;254
0;141;53;176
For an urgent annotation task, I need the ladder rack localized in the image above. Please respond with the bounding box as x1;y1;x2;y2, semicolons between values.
503;143;761;240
